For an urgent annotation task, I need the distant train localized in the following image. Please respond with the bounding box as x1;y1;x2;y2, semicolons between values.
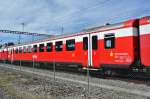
0;16;150;75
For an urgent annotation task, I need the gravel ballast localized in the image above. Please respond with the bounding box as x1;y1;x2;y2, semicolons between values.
0;63;149;99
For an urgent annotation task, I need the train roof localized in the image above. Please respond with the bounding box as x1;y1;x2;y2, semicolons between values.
8;17;139;48
140;16;150;25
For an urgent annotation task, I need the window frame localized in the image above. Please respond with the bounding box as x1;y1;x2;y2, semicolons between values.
15;48;18;54
27;46;32;53
104;33;115;49
83;37;88;50
23;46;26;53
39;43;45;52
92;35;98;50
55;41;63;52
66;39;75;51
19;47;22;53
11;48;14;54
46;42;53;52
33;45;37;52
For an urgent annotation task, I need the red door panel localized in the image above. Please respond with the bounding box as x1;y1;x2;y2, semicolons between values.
140;17;150;67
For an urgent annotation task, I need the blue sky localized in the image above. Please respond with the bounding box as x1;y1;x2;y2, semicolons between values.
0;0;150;43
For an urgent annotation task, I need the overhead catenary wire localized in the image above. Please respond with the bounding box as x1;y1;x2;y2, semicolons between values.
47;0;150;34
57;8;150;32
41;8;150;38
1;0;150;41
0;30;51;36
52;0;112;22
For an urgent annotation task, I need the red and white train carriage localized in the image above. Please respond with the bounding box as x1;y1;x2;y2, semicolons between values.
0;47;8;63
139;16;150;72
0;16;150;74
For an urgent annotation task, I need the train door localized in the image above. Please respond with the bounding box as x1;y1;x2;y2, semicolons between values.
82;34;91;67
82;33;99;68
90;34;99;68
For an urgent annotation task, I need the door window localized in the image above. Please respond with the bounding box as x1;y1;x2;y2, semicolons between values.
83;37;88;50
92;35;98;50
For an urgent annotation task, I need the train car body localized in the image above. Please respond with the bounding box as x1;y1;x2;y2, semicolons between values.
0;48;8;62
87;19;139;70
139;16;150;72
6;18;139;70
0;16;150;74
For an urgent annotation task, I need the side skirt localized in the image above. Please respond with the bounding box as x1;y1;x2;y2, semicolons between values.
7;60;83;71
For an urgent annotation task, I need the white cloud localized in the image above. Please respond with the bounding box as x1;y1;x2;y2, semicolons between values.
0;0;150;43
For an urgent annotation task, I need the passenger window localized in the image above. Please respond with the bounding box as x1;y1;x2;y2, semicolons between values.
23;46;26;53
19;47;22;53
15;48;18;54
47;42;52;52
104;34;115;49
55;41;63;51
28;46;32;53
12;49;14;53
9;49;11;54
33;45;37;52
83;37;88;50
39;44;44;52
66;39;75;51
92;35;98;50
11;49;13;54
